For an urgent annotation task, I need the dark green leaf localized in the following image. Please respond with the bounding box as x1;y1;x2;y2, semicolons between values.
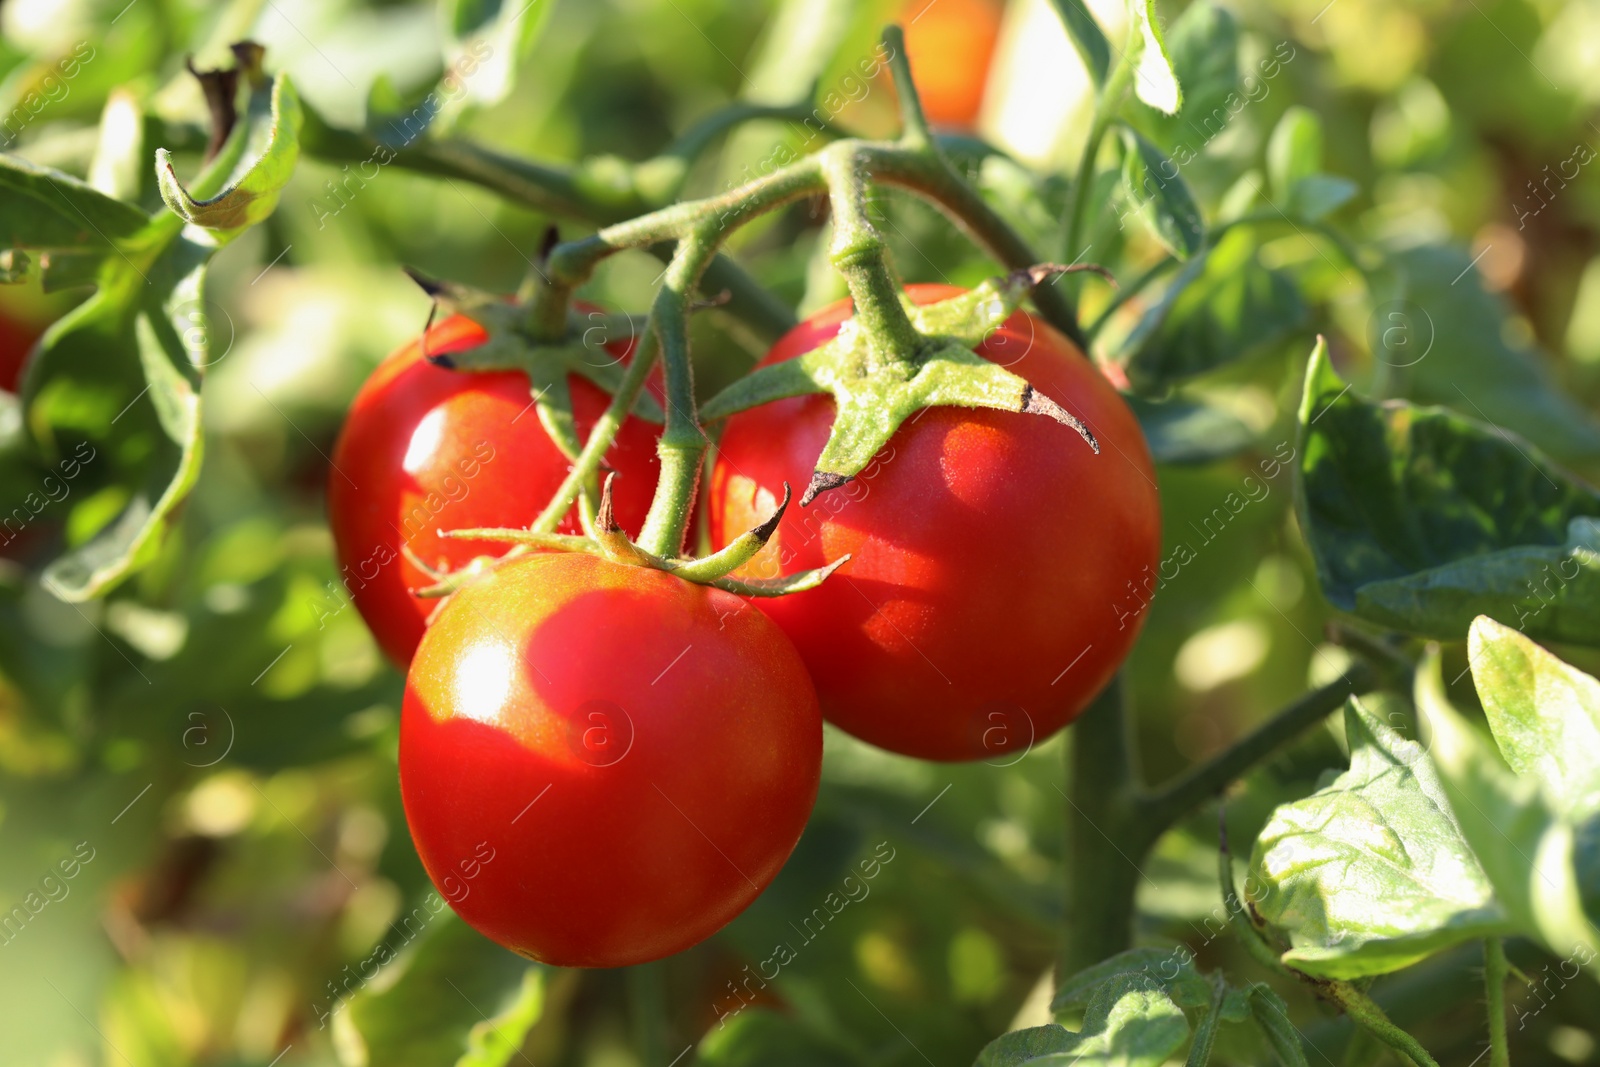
1127;395;1258;465
1050;947;1195;1015
1121;229;1306;391
984;973;1188;1066
975;1025;1077;1067
1389;244;1600;462
1245;986;1309;1067
334;908;544;1067
1251;697;1507;978
1295;340;1600;644
1046;0;1111;87
1120;127;1204;260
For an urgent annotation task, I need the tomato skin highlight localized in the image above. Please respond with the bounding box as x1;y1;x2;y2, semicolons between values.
399;552;822;968
708;284;1161;762
328;313;660;666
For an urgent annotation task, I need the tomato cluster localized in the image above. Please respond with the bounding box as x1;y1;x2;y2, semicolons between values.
329;285;1159;967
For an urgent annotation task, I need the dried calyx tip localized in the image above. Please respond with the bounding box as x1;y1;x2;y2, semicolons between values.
402;266;445;297
800;470;851;507
1021;385;1099;453
538;225;561;266
1017;262;1117;289
596;472;620;533
752;483;792;542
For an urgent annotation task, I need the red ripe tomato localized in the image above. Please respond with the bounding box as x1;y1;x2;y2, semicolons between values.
708;284;1161;762
399;551;822;967
328;312;661;666
900;0;1006;129
0;311;43;393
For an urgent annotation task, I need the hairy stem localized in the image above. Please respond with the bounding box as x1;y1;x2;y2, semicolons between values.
1142;662;1378;831
820;144;923;363
530;327;661;534
636;230;719;557
1326;983;1443;1067
1484;938;1511;1067
1061;27;1135;307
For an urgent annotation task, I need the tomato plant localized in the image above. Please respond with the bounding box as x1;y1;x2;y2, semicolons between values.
2;2;1599;1066
328;311;660;664
709;283;1160;761
400;551;822;967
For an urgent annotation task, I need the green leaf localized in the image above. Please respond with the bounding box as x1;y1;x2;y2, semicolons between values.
975;1025;1077;1067
1050;946;1197;1015
1388;244;1600;462
157;73;303;238
1245;985;1309;1067
1250;697;1508;979
1287;175;1357;221
1134;2;1238;149
437;0;559;111
1046;0;1111;87
1469;616;1600;818
1295;340;1600;644
1415;649;1600;978
1127;395;1257;465
1130;0;1182;115
334;907;544;1067
695;1010;858;1067
23;63;301;601
1054;972;1191;1065
1121;229;1307;391
980;973;1189;1066
1119;127;1204;259
1266;107;1322;200
0;154;152;252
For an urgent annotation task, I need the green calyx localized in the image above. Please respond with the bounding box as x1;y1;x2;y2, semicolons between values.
432;474;849;597
700;264;1106;505
403;268;663;461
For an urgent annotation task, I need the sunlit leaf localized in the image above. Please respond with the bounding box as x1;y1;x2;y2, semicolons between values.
1251;697;1508;978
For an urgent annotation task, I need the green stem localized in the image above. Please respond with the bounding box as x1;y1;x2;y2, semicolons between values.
1142;662;1377;832
1061;29;1136;301
820;144;923;364
882;25;934;153
1184;978;1227;1067
1060;677;1145;977
1325;983;1443;1067
1484;938;1511;1067
530;327;661;534
636;230;719;558
628;962;668;1066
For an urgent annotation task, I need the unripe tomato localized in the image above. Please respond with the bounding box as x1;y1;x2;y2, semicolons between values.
900;0;1005;129
708;284;1161;762
399;552;822;967
328;313;660;665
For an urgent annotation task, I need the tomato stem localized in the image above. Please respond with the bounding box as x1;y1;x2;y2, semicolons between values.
1484;938;1511;1067
1061;23;1136;313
